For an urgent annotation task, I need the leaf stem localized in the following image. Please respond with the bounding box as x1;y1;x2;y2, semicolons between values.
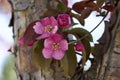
68;11;109;45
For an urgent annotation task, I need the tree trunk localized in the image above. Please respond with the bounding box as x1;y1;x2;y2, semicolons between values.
84;1;120;80
11;0;69;80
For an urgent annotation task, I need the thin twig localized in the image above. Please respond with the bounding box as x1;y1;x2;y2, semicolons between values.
69;11;109;45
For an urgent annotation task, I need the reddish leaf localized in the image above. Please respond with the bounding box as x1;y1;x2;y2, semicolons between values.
97;0;105;7
87;1;99;11
72;1;87;14
19;21;40;46
102;4;114;12
70;12;85;26
72;1;99;14
81;7;92;19
62;0;68;6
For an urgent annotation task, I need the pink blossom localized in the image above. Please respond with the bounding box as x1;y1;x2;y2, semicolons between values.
33;16;58;40
74;43;84;52
42;34;68;60
57;14;71;28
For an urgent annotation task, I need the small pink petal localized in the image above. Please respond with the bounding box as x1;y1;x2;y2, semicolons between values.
42;48;53;59
44;38;53;48
50;34;62;42
52;50;65;60
51;26;58;34
60;40;68;51
36;33;49;40
50;16;58;27
41;17;50;26
33;22;44;34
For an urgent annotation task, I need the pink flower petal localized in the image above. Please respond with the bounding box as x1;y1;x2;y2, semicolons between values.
44;38;53;48
42;34;68;60
42;48;53;59
41;17;51;26
50;34;62;42
50;16;58;27
36;33;49;40
51;26;58;34
60;40;68;51
33;22;44;34
52;50;65;60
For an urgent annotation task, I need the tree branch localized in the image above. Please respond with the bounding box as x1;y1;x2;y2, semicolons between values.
69;11;109;45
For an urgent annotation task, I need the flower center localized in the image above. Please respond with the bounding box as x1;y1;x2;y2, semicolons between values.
61;18;66;24
45;25;53;32
52;43;60;50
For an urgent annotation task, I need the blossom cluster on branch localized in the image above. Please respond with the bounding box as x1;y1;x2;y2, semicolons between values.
19;14;84;60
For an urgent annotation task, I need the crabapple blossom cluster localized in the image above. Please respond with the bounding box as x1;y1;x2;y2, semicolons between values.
19;14;84;60
33;14;70;60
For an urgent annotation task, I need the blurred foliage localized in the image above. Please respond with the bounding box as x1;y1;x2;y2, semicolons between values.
2;55;17;80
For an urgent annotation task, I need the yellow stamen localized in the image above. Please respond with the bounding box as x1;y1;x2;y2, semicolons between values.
52;43;60;50
45;25;52;32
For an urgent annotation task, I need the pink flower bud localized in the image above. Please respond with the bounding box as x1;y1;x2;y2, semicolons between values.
75;43;84;52
57;14;71;28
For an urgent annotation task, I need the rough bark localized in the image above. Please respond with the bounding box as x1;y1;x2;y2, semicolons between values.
11;0;69;80
96;1;120;80
84;1;120;80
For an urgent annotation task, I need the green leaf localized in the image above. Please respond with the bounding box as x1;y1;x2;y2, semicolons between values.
57;2;67;13
81;51;86;68
66;28;92;67
67;28;93;42
33;40;52;72
70;12;85;26
61;44;77;77
2;55;17;80
81;38;91;66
